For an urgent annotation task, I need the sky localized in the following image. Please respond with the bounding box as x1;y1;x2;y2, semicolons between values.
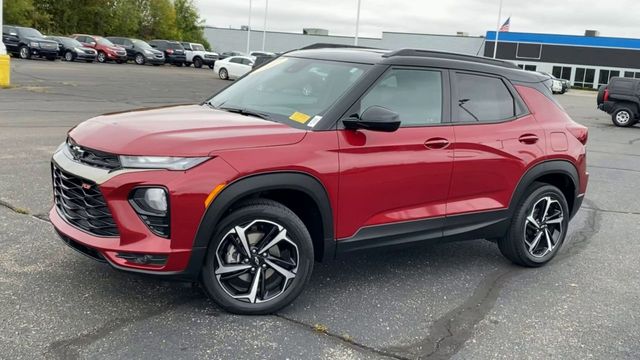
194;0;637;39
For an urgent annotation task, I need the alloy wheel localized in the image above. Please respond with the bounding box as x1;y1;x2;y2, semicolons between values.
20;47;29;59
523;196;564;258
97;52;106;63
135;54;145;65
214;219;299;304
65;51;73;61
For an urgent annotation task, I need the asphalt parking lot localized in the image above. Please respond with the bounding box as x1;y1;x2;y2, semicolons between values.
1;59;639;360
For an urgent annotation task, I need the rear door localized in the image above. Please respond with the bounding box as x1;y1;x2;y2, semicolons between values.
447;71;544;224
337;67;454;242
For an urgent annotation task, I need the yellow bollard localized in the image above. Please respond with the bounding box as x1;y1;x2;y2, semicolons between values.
0;54;10;88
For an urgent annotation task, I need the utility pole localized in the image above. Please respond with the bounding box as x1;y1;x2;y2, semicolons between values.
354;0;361;46
246;0;253;54
492;0;503;59
262;0;269;51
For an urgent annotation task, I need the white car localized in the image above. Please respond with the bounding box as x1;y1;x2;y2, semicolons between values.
213;56;255;80
181;42;218;69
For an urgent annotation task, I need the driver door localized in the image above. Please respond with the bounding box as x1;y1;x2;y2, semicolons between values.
337;67;454;244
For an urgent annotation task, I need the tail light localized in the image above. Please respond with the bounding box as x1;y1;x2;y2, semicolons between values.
603;88;609;102
567;124;588;145
166;48;174;54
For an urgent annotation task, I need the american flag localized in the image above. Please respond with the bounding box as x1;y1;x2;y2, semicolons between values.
499;17;511;32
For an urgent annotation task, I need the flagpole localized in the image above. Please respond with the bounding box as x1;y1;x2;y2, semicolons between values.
354;0;362;46
246;0;252;55
262;0;269;51
492;0;503;59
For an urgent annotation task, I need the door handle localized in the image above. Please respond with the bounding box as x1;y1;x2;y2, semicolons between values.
424;138;450;149
519;134;539;145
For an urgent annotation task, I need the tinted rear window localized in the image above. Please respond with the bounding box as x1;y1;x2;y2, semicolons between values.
453;73;516;123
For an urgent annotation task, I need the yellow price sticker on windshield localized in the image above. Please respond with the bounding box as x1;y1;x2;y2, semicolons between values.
289;112;311;124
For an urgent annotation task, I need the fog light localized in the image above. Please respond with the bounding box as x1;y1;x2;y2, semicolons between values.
129;187;170;238
144;188;167;212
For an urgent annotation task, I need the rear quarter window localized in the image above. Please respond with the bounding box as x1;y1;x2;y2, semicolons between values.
453;72;516;123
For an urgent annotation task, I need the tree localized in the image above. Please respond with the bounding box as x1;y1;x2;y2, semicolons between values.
3;0;50;29
174;0;210;49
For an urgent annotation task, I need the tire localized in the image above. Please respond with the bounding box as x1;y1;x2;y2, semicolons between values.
498;182;569;267
612;107;637;127
97;51;107;63
219;68;228;80
596;85;606;105
64;51;74;62
201;199;314;315
193;57;203;68
19;45;31;59
134;53;145;65
185;62;192;67
209;64;214;69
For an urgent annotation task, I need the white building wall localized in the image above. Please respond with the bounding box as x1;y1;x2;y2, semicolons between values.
204;27;486;55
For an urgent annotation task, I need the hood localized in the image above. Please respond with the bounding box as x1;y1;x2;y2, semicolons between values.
26;36;56;44
69;104;307;157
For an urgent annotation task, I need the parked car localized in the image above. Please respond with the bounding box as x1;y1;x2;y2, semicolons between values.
218;51;246;60
106;37;164;65
252;53;277;69
70;34;127;63
46;36;97;62
148;40;187;66
539;72;568;94
50;45;588;314
213;56;255;80
182;42;218;68
2;25;58;60
597;77;640;127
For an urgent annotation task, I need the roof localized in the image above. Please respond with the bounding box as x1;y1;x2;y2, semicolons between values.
486;31;640;50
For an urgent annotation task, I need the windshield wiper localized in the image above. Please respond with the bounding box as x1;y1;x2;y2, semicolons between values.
218;106;271;120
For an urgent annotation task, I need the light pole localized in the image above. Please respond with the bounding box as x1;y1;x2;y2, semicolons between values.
492;0;503;59
354;0;362;46
262;0;269;51
246;0;253;55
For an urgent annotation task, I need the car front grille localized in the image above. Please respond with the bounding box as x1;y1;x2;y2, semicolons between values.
41;43;58;50
52;165;119;237
116;51;126;56
67;139;121;170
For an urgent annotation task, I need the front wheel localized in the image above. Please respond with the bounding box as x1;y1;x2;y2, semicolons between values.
97;51;106;63
193;57;203;68
498;183;569;267
218;68;229;80
19;46;31;59
201;199;314;314
135;53;145;65
64;51;74;62
612;107;637;127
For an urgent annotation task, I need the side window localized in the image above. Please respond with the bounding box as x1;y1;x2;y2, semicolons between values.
241;58;253;65
123;39;133;47
359;68;443;126
110;38;120;45
453;73;515;122
229;58;242;64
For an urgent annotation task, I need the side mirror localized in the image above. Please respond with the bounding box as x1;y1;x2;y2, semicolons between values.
150;44;157;48
343;106;401;132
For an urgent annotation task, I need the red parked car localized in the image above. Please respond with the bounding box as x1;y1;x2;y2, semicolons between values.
50;46;588;314
70;34;127;63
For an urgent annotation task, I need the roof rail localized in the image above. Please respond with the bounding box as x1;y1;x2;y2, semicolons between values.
298;43;380;51
383;49;519;69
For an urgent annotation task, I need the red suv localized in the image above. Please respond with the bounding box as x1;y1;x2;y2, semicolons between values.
71;34;127;63
50;46;588;314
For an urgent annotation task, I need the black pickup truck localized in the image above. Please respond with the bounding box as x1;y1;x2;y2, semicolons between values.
597;77;640;127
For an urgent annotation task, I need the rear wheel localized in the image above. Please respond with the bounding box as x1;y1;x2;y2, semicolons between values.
219;68;228;80
201;199;314;314
612;107;637;127
498;183;569;267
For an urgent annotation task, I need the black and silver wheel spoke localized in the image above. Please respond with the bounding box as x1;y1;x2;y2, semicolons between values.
524;196;564;258
215;219;299;304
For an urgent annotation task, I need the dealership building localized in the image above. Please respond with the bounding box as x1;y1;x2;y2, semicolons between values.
205;26;640;89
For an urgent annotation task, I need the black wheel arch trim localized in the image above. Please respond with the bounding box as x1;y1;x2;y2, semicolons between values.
509;160;580;218
183;171;335;279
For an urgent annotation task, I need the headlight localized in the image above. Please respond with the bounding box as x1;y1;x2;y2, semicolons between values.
119;156;209;170
30;42;40;48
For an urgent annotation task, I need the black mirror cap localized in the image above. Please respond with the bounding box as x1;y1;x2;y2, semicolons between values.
343;106;401;132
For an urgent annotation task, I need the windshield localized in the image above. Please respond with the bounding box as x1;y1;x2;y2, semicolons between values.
19;27;43;38
132;39;152;49
96;37;115;46
208;57;371;127
193;44;205;51
61;37;83;48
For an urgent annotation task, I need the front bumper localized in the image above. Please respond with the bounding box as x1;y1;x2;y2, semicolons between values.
107;52;128;61
146;56;165;65
31;48;58;58
75;52;97;61
49;144;238;279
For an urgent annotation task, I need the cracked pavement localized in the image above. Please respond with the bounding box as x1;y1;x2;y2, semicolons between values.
1;59;639;359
